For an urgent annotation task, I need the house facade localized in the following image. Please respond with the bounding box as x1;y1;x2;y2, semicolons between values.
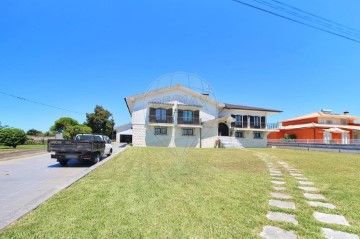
268;110;360;144
125;85;281;148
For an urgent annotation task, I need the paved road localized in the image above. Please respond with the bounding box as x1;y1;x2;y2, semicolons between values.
0;143;126;230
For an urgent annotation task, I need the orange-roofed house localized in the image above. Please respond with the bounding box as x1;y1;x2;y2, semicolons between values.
268;110;360;144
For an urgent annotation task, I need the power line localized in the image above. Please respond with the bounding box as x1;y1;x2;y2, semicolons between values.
232;0;360;44
252;0;360;39
0;91;85;115
251;0;360;39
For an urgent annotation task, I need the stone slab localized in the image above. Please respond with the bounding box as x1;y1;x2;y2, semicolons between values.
290;173;304;177
260;226;297;239
298;181;314;185
322;228;359;239
270;173;283;177
272;181;286;185
273;186;286;191
272;177;284;181
298;186;318;192
269;199;296;210
295;177;309;181
307;201;336;209
314;212;350;226
271;192;293;199
267;211;299;225
303;193;326;200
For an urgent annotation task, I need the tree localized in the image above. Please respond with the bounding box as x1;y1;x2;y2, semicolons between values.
50;117;79;133
0;128;27;148
50;117;92;139
27;129;43;136
85;105;115;137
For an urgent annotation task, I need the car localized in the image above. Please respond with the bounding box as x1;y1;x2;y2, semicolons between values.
100;135;113;156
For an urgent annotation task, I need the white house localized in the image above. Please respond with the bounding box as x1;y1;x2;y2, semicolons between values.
124;84;281;148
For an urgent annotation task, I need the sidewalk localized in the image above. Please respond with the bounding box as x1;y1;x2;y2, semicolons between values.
0;149;48;161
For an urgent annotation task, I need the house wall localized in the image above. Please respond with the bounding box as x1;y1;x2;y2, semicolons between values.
131;88;218;148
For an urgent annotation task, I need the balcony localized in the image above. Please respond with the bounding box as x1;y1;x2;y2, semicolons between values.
178;117;201;125
149;115;173;124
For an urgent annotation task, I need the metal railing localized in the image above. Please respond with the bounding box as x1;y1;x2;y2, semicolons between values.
149;115;173;124
268;139;360;145
232;123;279;129
178;117;201;125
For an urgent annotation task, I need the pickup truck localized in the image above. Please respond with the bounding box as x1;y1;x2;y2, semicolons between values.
48;134;107;166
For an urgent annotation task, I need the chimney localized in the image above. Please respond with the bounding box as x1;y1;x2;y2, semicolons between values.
344;111;349;115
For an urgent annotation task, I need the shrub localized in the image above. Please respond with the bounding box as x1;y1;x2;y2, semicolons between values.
0;128;27;148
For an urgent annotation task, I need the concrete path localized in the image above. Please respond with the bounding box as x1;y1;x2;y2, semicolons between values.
0;143;127;230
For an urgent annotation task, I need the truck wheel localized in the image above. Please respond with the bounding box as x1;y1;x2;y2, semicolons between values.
107;149;112;157
93;153;100;164
59;160;68;166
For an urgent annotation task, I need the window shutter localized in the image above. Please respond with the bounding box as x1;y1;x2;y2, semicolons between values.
249;116;254;128
261;116;266;129
194;110;200;124
178;109;183;124
243;115;248;128
166;108;173;123
149;107;155;122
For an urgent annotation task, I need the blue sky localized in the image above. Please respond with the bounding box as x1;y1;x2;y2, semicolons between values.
1;0;360;132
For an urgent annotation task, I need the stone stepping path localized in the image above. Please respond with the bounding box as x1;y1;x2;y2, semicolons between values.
269;199;296;210
322;228;359;239
277;160;359;238
260;226;297;239
267;212;299;225
273;186;286;191
298;186;319;192
304;193;326;200
271;192;293;199
298;181;314;185
272;181;286;185
307;201;336;209
314;212;350;226
259;155;359;239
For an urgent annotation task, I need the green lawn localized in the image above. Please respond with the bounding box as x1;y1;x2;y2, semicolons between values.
1;147;359;238
0;144;46;154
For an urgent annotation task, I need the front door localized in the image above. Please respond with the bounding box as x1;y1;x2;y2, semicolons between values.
218;123;229;136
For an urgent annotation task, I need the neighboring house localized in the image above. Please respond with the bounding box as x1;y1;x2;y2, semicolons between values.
268;110;360;144
124;84;281;148
116;123;133;143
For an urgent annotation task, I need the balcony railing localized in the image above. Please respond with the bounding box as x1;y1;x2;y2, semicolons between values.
178;117;201;125
268;139;360;145
232;122;279;129
149;115;173;124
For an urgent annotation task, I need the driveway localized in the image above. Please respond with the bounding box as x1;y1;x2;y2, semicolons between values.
0;143;127;230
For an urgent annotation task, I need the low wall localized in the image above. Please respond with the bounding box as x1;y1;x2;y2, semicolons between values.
268;142;360;154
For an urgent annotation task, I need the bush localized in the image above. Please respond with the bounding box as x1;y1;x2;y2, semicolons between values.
0;128;27;148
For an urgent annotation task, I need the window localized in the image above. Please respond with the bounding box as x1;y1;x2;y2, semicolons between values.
183;110;193;123
155;108;167;121
235;131;244;138
182;128;194;136
253;132;262;139
235;115;242;127
254;116;260;128
154;127;167;135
